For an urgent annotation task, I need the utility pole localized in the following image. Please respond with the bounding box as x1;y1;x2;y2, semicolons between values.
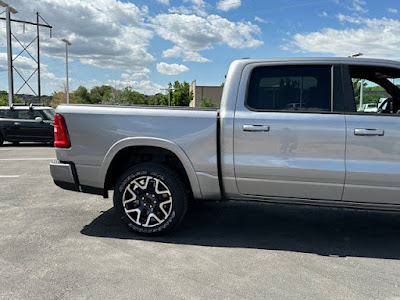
160;83;176;106
359;79;364;110
62;39;71;104
0;2;52;105
1;1;17;106
37;12;41;103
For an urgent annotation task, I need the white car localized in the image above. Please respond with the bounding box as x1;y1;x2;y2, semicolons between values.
358;103;378;112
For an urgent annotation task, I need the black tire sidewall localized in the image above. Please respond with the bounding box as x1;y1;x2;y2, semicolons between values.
113;163;188;235
0;134;3;146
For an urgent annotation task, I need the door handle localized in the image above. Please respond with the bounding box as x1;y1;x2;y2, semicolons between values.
243;124;270;132
354;128;384;136
14;122;21;125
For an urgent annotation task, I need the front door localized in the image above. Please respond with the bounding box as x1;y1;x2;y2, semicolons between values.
343;65;400;204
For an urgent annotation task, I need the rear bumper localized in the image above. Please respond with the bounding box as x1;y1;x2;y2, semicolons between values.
50;161;106;197
50;161;76;184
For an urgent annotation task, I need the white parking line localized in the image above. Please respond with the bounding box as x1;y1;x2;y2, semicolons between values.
0;148;52;151
0;158;55;161
0;175;20;178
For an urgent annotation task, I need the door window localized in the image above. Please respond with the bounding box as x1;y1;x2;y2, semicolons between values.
30;110;46;120
16;110;31;120
349;66;400;115
246;65;332;112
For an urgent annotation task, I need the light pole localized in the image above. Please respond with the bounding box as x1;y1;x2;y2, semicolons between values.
160;83;176;106
358;79;364;110
61;39;71;104
0;1;18;106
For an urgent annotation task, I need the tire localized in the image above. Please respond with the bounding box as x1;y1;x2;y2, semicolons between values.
113;163;188;236
0;134;3;146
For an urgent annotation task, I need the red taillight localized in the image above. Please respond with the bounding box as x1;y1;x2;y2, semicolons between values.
54;113;71;148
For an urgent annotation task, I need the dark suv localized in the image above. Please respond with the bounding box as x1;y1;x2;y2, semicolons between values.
0;105;55;146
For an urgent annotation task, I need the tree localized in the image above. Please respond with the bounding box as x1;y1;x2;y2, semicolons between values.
148;93;168;106
90;85;113;104
0;91;23;106
74;86;91;104
121;86;147;104
0;91;8;106
199;97;216;107
171;80;192;106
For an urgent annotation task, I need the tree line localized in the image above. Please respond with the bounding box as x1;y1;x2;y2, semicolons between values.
51;81;193;107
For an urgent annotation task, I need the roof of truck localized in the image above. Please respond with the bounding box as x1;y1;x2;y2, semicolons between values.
234;57;400;68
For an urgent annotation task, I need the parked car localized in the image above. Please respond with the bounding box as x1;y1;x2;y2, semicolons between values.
357;103;378;112
0;104;55;146
50;57;400;236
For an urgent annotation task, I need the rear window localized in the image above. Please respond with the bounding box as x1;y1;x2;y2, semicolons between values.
0;109;7;118
0;109;17;119
41;109;55;120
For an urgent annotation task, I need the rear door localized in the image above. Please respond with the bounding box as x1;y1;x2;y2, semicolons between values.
343;64;400;204
233;63;346;200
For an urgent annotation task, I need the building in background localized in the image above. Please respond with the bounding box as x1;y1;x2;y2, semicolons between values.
189;80;223;107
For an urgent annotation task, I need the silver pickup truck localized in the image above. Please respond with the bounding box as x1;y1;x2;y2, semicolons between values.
50;57;400;235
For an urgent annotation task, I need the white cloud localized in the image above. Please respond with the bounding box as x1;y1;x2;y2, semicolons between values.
318;11;328;17
0;53;57;79
162;46;211;62
108;79;165;95
152;13;263;55
10;0;154;74
254;16;270;24
388;8;398;14
156;62;189;75
216;0;241;12
0;0;265;95
0;53;37;72
168;6;192;15
157;0;170;5
169;0;208;17
0;52;60;94
120;69;150;80
283;16;400;59
349;0;368;14
337;13;363;24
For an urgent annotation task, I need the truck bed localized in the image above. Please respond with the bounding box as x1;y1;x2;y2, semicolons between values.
54;104;220;200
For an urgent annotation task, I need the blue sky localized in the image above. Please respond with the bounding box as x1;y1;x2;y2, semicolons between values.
0;0;399;96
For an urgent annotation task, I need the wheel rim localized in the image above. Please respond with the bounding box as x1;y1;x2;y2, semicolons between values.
122;175;173;227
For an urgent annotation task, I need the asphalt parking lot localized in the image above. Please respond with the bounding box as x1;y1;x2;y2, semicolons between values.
1;143;400;299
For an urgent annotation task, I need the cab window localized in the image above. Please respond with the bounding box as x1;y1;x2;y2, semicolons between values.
246;65;332;112
349;66;400;115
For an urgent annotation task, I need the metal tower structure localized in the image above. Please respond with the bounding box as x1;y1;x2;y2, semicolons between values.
0;1;52;105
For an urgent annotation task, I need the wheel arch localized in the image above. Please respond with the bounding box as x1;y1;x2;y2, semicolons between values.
100;137;202;199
